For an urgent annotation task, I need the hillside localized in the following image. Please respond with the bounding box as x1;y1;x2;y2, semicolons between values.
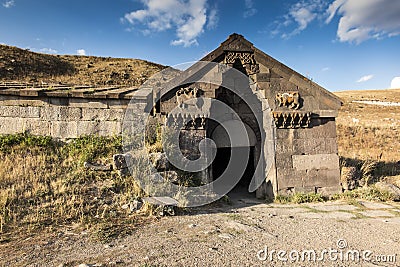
0;44;165;86
335;89;400;162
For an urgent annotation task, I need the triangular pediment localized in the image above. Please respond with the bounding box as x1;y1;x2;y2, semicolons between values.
200;34;342;112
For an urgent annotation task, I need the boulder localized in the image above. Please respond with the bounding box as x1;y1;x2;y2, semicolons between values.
375;181;400;201
341;166;361;190
149;152;169;170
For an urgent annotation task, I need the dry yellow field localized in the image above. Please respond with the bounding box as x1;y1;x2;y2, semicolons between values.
335;89;400;162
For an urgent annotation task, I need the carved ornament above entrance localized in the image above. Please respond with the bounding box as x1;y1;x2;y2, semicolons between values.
223;51;260;75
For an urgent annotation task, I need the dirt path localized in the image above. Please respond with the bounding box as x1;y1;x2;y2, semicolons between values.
1;198;400;267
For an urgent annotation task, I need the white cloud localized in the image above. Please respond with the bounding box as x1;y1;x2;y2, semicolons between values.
123;0;217;47
207;7;218;29
390;77;400;89
356;74;374;83
77;49;86;56
243;0;257;18
2;0;15;8
326;0;400;43
40;48;58;54
273;0;328;39
321;67;330;72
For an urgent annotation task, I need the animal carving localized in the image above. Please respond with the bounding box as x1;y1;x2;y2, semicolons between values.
176;87;199;107
276;92;301;109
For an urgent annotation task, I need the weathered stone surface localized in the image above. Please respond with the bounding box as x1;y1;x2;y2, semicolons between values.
316;185;342;196
292;154;339;171
50;121;78;139
0;117;24;133
340;166;361;190
81;108;124;121
277;168;305;188
149;152;169;170
20;106;40;118
0;106;20;117
375;182;400;201
303;169;341;187
359;201;395;210
77;121;121;136
0;95;48;107
113;153;134;170
359;210;395;218
68;98;108;109
41;106;82;121
23;119;51;135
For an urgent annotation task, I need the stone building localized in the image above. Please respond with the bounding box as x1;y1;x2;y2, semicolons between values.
149;34;343;198
0;34;342;199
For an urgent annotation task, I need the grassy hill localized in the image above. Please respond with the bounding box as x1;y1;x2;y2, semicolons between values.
0;44;165;86
335;89;400;162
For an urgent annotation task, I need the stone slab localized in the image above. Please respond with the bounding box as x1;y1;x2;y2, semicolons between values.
292;154;339;171
359;210;395;218
142;197;179;206
307;203;358;212
359;201;394;210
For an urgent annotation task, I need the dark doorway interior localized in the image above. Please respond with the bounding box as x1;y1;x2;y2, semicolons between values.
212;146;255;194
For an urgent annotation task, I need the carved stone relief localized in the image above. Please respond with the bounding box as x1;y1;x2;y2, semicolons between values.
272;112;311;129
223;51;259;75
276;92;301;110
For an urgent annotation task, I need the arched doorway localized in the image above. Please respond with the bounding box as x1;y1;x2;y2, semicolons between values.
210;120;258;195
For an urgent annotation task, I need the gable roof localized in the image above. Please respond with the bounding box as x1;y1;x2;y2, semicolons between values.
201;33;343;108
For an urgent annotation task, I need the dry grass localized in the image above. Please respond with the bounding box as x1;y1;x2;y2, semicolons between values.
334;89;400;189
335;89;400;162
0;134;146;240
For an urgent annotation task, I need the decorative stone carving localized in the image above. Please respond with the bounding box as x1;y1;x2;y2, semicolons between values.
276;92;301;109
176;87;199;107
224;51;259;74
272;112;311;128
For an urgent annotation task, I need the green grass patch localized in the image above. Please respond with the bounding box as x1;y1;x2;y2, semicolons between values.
275;193;326;204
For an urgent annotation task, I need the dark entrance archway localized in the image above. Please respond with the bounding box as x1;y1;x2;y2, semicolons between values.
210;121;258;196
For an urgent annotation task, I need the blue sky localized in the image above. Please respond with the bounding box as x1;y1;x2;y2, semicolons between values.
1;0;400;91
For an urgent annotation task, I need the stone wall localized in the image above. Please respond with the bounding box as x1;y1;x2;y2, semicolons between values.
0;87;147;139
275;118;341;195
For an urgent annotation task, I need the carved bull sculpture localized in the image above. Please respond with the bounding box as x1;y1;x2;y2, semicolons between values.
276;92;301;109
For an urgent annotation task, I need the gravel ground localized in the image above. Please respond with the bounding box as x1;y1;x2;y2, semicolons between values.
1;197;400;267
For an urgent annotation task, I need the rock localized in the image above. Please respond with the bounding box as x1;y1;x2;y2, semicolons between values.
341;166;361;190
113;153;134;176
130;199;142;211
375;182;400;201
218;233;234;239
188;224;197;228
113;153;133;169
83;162;112;171
149;152;169;170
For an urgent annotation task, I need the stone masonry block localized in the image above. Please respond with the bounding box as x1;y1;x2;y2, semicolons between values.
0;106;20;117
51;121;78;139
292;154;339;171
0;95;48;107
20;106;41;118
275;154;293;169
77;121;122;137
277;168;305;188
0;117;24;134
23;119;51;136
41;106;82;121
303;169;340;187
81;108;124;122
107;99;130;109
68;98;108;109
